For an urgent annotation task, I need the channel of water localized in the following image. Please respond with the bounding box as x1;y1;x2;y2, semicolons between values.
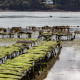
44;47;80;80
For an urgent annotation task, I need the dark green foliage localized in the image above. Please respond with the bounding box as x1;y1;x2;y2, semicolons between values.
0;0;80;11
54;0;80;11
0;0;49;10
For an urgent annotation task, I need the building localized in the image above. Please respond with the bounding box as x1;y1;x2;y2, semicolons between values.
46;0;53;4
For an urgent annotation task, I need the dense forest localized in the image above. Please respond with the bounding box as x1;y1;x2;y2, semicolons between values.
0;0;80;11
53;0;80;11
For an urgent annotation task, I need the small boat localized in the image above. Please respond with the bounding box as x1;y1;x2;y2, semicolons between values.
50;15;52;18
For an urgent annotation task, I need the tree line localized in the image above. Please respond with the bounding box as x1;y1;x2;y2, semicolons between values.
53;0;80;11
0;0;80;11
0;0;51;10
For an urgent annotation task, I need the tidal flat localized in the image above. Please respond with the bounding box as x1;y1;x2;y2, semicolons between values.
32;39;80;80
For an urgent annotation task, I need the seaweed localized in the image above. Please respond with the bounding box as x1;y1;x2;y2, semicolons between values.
0;41;58;80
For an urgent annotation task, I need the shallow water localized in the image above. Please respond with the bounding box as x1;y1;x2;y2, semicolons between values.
0;42;16;46
44;47;80;80
0;12;80;27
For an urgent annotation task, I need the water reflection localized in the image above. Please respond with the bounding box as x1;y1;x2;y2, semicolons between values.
44;47;80;80
0;16;50;18
0;42;16;46
75;34;80;39
1;12;80;27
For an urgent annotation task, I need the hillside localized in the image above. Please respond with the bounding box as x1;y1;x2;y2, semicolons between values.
0;0;80;11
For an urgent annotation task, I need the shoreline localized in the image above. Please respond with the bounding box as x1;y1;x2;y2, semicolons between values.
0;9;80;12
32;51;61;80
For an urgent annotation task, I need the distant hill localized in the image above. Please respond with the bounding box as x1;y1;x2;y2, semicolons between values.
0;0;80;11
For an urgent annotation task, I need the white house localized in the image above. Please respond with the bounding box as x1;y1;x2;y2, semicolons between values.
46;0;53;4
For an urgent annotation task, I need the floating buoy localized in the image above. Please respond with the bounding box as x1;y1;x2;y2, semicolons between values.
50;15;52;18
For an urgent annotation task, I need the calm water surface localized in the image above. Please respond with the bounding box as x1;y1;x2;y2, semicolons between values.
0;12;80;79
0;42;16;46
44;47;80;80
0;12;80;27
